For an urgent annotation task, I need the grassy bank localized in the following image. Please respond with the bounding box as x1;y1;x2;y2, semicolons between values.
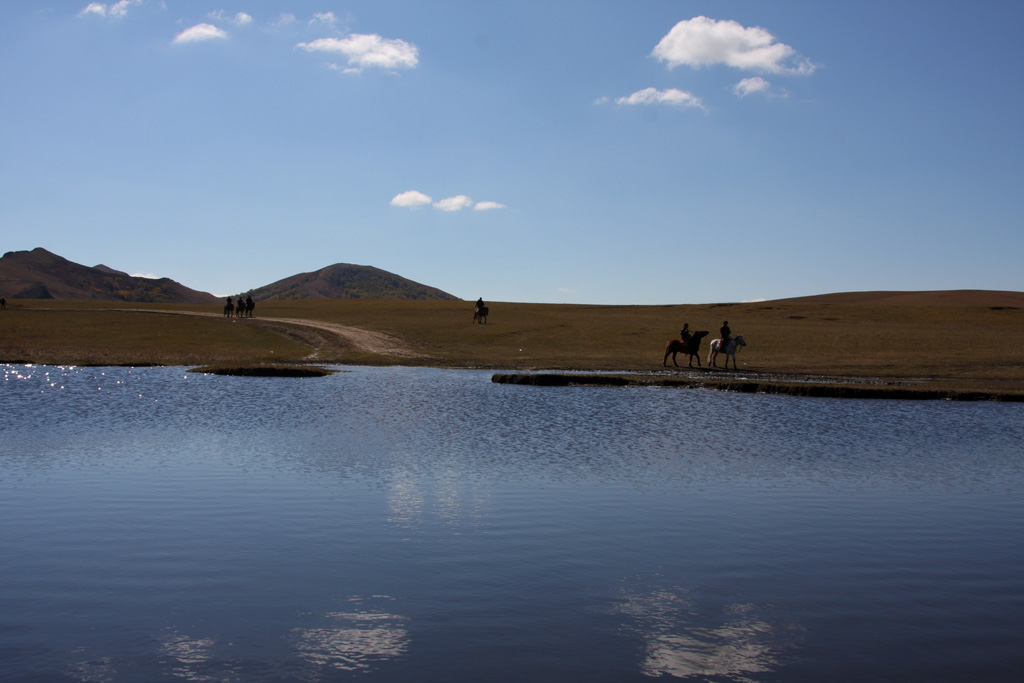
1;297;1022;397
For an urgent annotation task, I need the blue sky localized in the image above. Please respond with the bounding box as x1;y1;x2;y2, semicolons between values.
2;1;1022;304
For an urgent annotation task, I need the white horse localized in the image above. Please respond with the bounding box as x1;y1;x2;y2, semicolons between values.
708;335;746;369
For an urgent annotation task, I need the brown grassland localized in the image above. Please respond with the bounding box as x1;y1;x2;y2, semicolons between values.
1;293;1022;398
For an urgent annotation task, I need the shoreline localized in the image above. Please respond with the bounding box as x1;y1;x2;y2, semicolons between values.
5;357;1020;400
491;371;1024;401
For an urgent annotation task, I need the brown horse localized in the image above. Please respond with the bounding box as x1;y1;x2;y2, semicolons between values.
473;306;489;324
663;330;709;367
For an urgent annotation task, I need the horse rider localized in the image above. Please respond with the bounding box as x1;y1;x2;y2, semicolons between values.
245;295;254;316
476;297;485;313
720;320;732;349
680;323;692;351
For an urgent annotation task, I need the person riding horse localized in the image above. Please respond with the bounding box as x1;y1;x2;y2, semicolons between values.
476;297;485;313
680;323;692;352
720;320;732;350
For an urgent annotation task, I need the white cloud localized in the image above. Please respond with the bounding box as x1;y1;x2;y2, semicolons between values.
109;0;141;17
78;0;141;18
311;12;337;27
653;16;816;75
433;195;474;212
78;3;107;16
390;190;432;208
131;272;160;279
473;201;507;211
173;23;228;44
327;63;359;75
273;13;297;27
734;76;771;97
615;87;706;111
208;10;251;26
297;34;419;71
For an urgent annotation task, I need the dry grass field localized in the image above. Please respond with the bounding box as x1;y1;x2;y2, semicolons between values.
1;292;1022;396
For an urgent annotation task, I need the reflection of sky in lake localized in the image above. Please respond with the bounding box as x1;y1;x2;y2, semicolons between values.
293;598;409;673
2;364;1023;682
617;588;788;681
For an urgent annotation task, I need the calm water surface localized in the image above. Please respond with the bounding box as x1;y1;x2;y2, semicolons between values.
1;364;1022;682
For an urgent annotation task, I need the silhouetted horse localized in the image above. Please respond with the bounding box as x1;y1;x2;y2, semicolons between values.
244;298;255;318
663;330;709;367
708;335;747;370
474;306;489;324
223;302;234;317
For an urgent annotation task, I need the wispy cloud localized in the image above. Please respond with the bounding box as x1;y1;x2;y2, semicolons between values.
273;13;297;27
433;195;474;212
78;0;142;18
78;3;106;16
613;87;706;111
297;34;419;71
473;201;506;211
734;76;771;98
311;12;338;28
173;23;228;44
208;10;252;26
653;16;817;75
390;190;433;208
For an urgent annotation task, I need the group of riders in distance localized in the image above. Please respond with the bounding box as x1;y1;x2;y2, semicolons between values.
664;320;747;369
224;295;255;318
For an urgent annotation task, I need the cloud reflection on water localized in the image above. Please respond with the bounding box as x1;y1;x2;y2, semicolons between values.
158;633;217;681
292;599;409;673
617;587;787;681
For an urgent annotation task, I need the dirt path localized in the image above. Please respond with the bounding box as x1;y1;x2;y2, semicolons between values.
260;316;424;359
134;309;425;360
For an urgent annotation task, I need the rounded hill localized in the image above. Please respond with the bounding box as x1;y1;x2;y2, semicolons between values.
247;263;460;301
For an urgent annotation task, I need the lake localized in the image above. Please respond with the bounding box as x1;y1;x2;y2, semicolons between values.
1;364;1022;682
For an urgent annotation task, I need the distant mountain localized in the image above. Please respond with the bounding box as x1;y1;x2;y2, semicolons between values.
0;248;219;304
249;263;460;301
